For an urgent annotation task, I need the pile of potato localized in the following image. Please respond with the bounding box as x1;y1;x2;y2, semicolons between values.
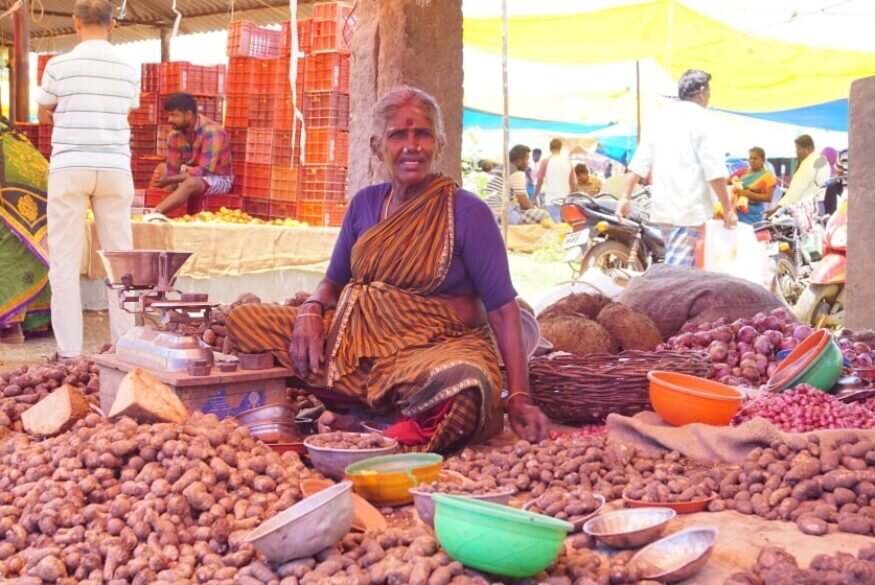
307;432;394;450
526;487;602;522
0;359;98;432
724;544;875;585
518;543;660;585
708;434;875;537
623;470;716;503
0;411;312;584
414;479;503;496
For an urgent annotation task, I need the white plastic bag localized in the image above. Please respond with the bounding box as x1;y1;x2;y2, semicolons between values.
702;220;770;288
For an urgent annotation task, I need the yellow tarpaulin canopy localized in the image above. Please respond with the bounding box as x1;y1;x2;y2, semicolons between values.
463;0;875;113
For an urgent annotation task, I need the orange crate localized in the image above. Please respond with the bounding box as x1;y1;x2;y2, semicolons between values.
243;196;271;218
227;21;282;59
282;19;312;55
142;63;161;92
270;165;298;202
225;94;276;128
133;154;164;188
311;2;355;54
196;96;224;122
143;188;197;217
130;92;159;125
226;128;248;163
244;128;276;164
130;125;158;155
269;200;297;219
305;127;348;166
241;163;273;199
297;200;347;226
270;56;306;97
271;129;302;165
157;125;173;152
299;165;347;201
303;91;349;129
15;122;40;147
303;52;350;94
204;194;244;212
228;57;276;94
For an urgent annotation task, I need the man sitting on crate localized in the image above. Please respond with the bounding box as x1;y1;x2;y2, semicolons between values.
149;93;233;216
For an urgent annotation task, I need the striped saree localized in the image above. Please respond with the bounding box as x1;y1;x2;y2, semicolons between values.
228;175;503;453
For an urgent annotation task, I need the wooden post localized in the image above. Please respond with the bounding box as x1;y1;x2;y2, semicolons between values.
12;0;31;122
160;28;171;62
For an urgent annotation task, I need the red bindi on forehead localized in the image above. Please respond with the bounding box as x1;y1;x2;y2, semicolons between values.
405;118;415;127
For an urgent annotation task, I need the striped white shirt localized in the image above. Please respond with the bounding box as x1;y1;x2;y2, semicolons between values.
36;40;140;174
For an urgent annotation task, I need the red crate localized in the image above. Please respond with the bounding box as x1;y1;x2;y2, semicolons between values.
226;128;247;163
133;154;164;188
130;125;158;154
38;124;52;159
270;165;298;202
227;57;276;94
305;127;348;166
241;163;273;199
143;188;182;217
203;65;227;95
204;194;244;212
197;96;224;122
15;122;40;147
142;63;161;92
269;200;297;219
129;92;159;126
227;20;282;59
244;128;276;164
299;165;347;201
303;52;349;94
311;2;355;54
36;53;59;86
302;91;349;129
298;18;313;54
272;129;302;165
243;196;271;219
157;125;173;152
225;94;276;128
159;62;224;95
297;200;347;226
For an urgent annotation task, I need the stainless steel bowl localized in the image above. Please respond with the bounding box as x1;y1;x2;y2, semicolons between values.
246;421;301;443
235;403;297;427
99;249;194;288
409;486;516;528
630;527;718;583
582;507;676;549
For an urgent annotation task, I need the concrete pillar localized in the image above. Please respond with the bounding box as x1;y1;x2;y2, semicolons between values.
348;0;463;196
846;76;875;330
160;29;172;62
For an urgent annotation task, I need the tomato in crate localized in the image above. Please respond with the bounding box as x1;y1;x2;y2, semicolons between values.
244;196;271;219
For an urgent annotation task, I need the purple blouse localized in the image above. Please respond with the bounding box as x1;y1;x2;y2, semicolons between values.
326;183;517;312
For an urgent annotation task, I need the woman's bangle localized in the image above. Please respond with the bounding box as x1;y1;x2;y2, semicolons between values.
300;299;326;312
506;391;532;405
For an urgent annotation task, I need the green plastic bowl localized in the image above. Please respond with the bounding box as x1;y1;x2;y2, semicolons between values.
784;334;843;392
432;493;573;578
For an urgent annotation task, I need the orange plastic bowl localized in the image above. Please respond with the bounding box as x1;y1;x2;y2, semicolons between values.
647;371;744;426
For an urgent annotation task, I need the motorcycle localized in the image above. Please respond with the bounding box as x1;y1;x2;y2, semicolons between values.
753;208;813;307
793;196;847;327
559;189;664;278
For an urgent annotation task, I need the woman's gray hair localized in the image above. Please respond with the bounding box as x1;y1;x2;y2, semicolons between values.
370;86;446;147
74;0;114;26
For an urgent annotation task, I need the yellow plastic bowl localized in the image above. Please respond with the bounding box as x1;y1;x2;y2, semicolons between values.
647;371;744;426
345;453;443;506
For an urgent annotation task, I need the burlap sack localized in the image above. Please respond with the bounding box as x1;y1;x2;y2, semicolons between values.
607;411;875;464
617;264;786;338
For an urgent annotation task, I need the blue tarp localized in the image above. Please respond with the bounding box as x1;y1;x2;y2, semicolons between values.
463;108;615;134
721;99;848;132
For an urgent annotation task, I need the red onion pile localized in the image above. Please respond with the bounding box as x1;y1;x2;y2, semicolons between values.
658;308;809;386
837;336;875;369
733;384;875;432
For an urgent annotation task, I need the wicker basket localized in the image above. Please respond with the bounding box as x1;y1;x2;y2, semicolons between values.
529;351;712;424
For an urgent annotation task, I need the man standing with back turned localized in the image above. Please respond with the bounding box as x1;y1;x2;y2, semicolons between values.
617;69;735;266
37;0;138;358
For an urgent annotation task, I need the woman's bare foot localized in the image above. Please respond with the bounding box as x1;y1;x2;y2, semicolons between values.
317;410;370;433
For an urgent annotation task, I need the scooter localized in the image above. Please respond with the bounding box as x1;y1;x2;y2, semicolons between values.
559;189;664;278
753;208;811;307
793;197;847;327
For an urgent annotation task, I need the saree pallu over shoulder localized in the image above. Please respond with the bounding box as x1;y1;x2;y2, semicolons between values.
326;175;502;442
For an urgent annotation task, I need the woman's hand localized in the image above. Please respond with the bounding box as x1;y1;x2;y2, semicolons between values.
289;305;325;376
507;394;549;443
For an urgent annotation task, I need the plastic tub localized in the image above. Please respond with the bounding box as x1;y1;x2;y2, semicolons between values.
433;494;572;578
345;453;443;506
647;371;744;426
767;330;835;392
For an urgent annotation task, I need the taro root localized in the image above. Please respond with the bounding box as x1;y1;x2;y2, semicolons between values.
306;431;394;450
538;293;610;321
538;315;619;356
596;302;664;352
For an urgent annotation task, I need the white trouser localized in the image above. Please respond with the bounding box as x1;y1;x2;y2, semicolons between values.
47;169;135;356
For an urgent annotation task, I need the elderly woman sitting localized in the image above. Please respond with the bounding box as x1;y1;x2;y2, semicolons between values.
227;86;548;453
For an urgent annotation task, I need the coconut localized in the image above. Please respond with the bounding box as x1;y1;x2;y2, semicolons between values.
538;293;610;321
596;302;663;351
538;315;619;356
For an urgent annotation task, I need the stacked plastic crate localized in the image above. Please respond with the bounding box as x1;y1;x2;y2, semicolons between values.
35;53;60;160
298;1;354;227
226;20;306;220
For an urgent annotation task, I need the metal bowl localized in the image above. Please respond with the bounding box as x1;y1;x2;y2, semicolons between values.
246;421;301;443
410;486;517;528
303;434;399;481
630;527;718;583
235;403;297;427
582;507;676;549
244;480;353;563
523;493;605;532
98;249;194;288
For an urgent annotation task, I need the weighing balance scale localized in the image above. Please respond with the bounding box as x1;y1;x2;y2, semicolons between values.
91;249;294;419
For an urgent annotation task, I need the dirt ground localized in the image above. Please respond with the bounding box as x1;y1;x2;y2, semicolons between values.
0;311;110;370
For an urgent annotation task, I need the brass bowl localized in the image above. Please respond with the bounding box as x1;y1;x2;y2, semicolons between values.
582;507;675;549
630;527;718;583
